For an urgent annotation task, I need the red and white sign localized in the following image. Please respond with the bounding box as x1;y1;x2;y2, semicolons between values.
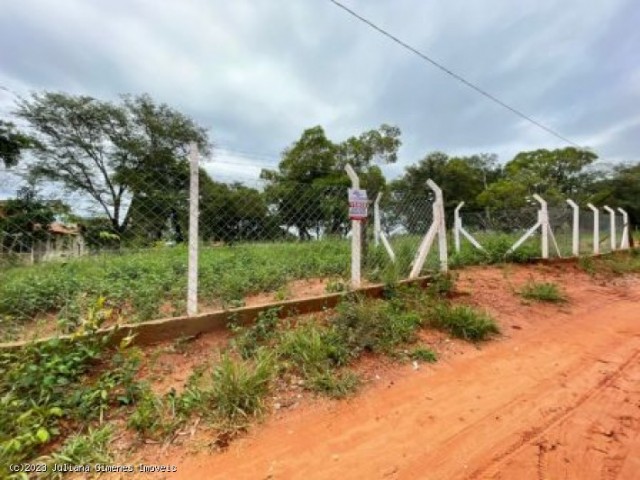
348;188;368;220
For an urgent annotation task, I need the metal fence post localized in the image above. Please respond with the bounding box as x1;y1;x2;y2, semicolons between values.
566;199;580;256
587;203;599;255
345;165;361;289
187;143;200;316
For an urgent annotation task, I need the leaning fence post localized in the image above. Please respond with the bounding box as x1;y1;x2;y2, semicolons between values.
566;199;580;256
618;208;630;249
603;206;616;251
345;165;362;289
454;202;464;253
187;143;200;316
533;194;549;259
587;203;599;255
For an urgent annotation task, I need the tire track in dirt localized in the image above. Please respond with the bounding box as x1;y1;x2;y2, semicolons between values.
465;348;640;479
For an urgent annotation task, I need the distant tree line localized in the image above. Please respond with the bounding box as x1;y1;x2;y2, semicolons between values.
1;91;638;251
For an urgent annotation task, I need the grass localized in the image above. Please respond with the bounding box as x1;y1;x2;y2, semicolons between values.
210;354;274;429
519;281;566;303
409;347;438;363
431;304;500;341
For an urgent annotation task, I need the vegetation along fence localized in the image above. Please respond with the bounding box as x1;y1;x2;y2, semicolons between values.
0;144;634;342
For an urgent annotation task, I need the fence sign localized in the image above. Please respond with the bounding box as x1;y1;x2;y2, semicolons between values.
348;188;368;220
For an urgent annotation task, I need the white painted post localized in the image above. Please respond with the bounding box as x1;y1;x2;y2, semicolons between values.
374;192;382;247
566;199;580;256
454;202;464;253
618;208;630;249
409;179;448;277
430;179;449;273
187;143;200;316
587;203;599;255
603;206;616;251
533;194;549;259
345;165;361;289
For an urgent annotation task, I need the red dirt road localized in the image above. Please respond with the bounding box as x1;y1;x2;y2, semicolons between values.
166;267;640;480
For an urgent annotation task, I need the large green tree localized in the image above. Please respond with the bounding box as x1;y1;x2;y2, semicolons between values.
15;92;210;237
478;147;598;209
261;125;401;239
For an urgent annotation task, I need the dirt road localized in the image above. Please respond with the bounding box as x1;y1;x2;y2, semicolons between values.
169;267;640;479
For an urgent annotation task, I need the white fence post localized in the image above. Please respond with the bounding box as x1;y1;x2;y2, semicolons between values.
603;206;616;251
454;202;463;253
454;201;484;252
618;208;630;249
187;143;200;316
533;194;549;259
345;165;362;289
566;199;580;256
373;192;396;263
374;192;382;247
587;203;599;255
410;179;448;277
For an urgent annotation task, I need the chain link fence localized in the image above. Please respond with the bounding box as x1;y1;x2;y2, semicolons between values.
0;161;634;343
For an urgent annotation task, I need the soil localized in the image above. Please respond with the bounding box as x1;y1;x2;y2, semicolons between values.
116;263;640;479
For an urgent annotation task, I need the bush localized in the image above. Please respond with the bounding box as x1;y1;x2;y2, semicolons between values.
519;281;566;303
431;304;499;341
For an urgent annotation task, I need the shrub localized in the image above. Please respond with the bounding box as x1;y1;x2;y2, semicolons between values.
231;308;280;359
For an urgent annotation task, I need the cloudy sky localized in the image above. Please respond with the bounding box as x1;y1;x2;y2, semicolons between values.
1;0;639;186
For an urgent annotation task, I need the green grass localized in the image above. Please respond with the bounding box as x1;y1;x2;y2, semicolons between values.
519;281;566;303
209;353;275;429
409;347;438;363
431;304;500;341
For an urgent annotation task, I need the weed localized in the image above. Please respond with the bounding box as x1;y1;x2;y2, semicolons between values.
210;353;274;429
40;426;113;478
519;281;566;303
308;370;360;399
231;308;280;359
325;278;347;294
431;304;499;341
427;272;456;297
333;297;423;355
278;322;350;375
409;347;438;363
578;256;596;275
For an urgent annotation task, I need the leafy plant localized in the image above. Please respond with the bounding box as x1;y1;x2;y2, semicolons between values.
231;308;281;359
409;347;438;363
307;370;360;399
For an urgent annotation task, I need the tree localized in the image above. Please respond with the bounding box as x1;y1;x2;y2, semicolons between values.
0;186;59;254
261;125;401;239
15;92;210;239
590;162;640;245
389;152;501;231
0;120;32;167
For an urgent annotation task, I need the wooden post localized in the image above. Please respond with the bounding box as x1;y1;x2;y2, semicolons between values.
345;165;361;289
587;203;599;255
566;199;580;256
187;143;200;316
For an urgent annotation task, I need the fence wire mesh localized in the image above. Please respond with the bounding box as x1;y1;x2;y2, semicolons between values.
0;161;634;343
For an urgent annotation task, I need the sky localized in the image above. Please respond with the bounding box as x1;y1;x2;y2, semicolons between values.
1;0;639;191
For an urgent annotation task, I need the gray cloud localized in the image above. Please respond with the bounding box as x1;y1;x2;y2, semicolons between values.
1;0;638;188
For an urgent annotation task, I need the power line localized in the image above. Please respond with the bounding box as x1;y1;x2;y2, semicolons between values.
327;0;581;148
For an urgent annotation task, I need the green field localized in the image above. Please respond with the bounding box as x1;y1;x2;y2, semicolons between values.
0;231;579;341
